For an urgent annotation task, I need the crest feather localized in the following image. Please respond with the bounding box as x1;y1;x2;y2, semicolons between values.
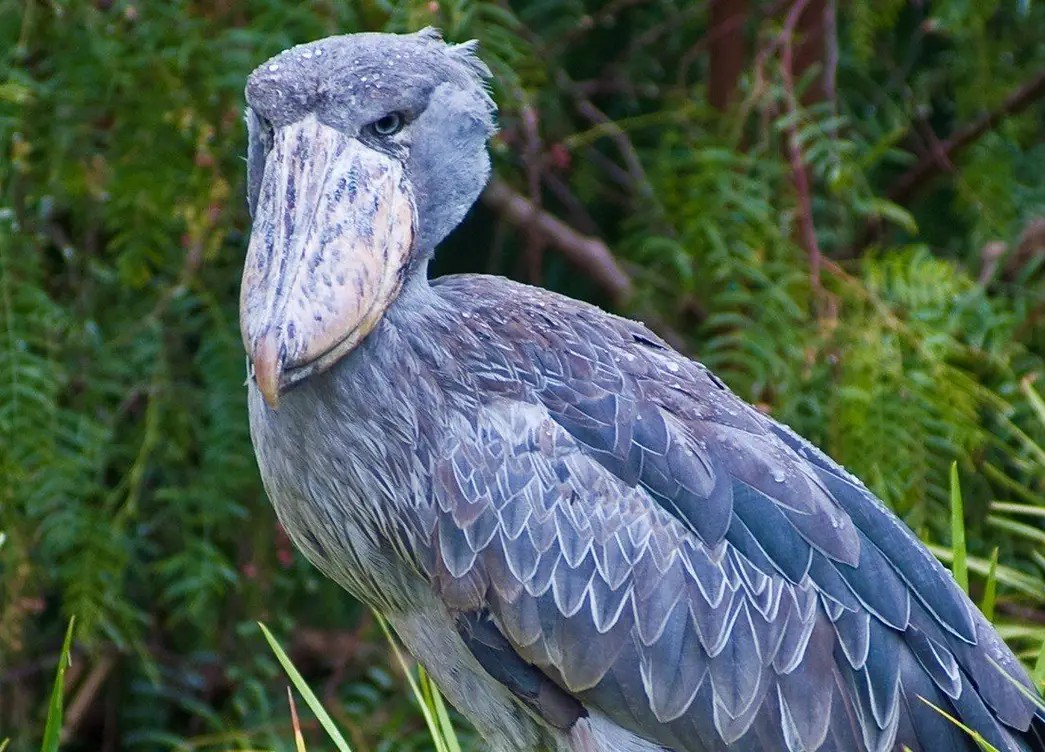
448;40;492;81
414;26;444;43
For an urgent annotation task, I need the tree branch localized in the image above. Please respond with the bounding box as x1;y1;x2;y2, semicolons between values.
61;653;117;744
557;70;655;203
888;70;1045;205
482;178;634;305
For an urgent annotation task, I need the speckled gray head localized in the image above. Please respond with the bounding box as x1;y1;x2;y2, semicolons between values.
240;28;497;409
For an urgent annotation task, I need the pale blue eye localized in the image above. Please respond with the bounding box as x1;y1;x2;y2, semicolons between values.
372;112;404;136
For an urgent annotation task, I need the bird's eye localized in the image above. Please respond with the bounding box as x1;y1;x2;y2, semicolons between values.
371;112;404;137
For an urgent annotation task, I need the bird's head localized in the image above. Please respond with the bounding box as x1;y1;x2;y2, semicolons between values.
240;28;496;408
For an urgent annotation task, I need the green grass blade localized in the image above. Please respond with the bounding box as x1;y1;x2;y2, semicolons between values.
928;545;1043;597
986;515;1045;547
287;687;308;752
918;695;1000;752
374;612;451;752
2;738;11;752
1033;639;1045;690
989;501;1045;519
950;463;968;593
986;658;1045;713
257;622;353;752
1033;550;1045;575
1021;378;1045;426
41;617;75;752
982;660;1040;718
1011;398;1045;467
419;664;462;752
979;547;998;622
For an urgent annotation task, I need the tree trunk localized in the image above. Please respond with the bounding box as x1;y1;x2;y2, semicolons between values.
708;0;749;111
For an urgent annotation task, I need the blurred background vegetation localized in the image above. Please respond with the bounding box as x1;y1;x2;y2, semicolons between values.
1;0;1044;749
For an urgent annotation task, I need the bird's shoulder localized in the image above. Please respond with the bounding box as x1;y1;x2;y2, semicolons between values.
431;272;861;562
432;271;666;350
431;272;748;421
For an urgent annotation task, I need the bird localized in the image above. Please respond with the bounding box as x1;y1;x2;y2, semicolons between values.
239;28;1044;752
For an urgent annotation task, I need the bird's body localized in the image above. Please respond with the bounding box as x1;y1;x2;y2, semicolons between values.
240;30;1044;752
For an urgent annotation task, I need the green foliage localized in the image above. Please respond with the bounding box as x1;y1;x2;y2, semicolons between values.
1;0;1044;748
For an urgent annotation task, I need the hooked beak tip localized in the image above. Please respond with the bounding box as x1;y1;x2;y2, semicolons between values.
251;330;283;410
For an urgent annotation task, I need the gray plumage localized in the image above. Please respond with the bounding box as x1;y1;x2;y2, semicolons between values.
241;29;1045;752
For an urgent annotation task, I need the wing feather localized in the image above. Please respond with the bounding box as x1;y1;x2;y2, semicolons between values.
416;277;1044;752
776;616;836;751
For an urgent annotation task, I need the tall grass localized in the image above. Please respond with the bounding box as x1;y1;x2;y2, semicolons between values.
258;623;354;752
931;468;1045;750
39;619;75;752
259;617;461;752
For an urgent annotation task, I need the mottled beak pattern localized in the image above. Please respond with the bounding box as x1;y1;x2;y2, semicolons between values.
240;115;415;408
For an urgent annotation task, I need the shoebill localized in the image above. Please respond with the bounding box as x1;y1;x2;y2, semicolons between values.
239;28;1044;752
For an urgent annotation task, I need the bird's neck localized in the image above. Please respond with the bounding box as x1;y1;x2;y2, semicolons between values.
380;251;444;331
